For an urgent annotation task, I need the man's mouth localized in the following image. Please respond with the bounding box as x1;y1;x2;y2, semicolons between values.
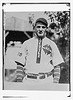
39;31;43;34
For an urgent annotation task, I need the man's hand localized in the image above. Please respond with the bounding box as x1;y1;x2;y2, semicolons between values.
5;62;25;82
5;69;17;82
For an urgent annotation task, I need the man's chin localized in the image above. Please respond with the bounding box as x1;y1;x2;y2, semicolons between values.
38;34;44;37
37;35;45;39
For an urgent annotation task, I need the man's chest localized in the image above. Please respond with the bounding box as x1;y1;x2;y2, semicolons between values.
25;40;53;62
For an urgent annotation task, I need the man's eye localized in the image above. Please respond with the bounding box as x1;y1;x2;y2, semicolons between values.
36;26;40;28
36;26;46;28
42;26;46;28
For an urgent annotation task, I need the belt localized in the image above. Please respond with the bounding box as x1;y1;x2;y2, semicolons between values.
26;72;53;79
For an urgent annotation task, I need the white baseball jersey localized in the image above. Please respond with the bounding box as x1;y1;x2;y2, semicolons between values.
15;37;64;74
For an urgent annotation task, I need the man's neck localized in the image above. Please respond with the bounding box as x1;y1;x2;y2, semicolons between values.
36;35;46;40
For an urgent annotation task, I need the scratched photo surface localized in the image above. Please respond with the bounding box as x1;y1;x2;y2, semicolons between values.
3;4;70;90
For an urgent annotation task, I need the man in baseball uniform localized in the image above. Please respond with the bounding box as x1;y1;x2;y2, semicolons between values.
14;18;64;84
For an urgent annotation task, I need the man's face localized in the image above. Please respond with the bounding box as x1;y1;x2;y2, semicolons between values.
35;23;47;37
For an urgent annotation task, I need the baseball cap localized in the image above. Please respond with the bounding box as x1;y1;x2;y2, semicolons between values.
35;18;48;27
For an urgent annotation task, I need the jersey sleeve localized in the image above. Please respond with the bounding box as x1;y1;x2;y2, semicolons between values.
15;42;26;65
51;42;64;66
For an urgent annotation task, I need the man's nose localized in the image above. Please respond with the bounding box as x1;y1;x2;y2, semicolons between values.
39;27;43;31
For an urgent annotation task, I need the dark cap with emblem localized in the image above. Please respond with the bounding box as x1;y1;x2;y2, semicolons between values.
35;18;48;27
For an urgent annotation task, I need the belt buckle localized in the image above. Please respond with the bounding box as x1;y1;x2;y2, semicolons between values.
44;73;48;78
39;73;45;79
46;72;52;77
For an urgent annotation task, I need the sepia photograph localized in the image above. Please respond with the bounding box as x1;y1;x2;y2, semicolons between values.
2;3;70;91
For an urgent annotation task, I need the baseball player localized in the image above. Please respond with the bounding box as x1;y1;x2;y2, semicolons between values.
14;18;64;84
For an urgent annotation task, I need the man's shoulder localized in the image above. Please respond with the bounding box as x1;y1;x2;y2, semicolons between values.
22;37;34;45
45;37;56;45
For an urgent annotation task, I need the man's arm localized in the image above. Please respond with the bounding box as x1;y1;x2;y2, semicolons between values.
53;63;65;83
12;43;26;82
15;61;26;82
14;43;27;82
51;42;64;83
53;65;60;83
